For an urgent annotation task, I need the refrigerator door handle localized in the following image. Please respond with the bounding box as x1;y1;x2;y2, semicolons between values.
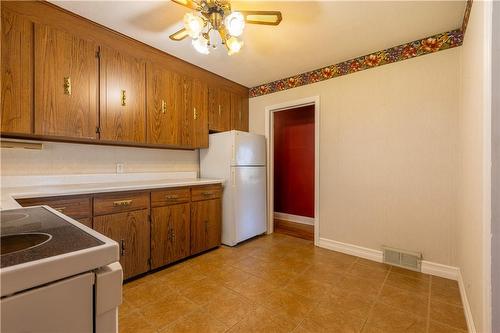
231;168;236;186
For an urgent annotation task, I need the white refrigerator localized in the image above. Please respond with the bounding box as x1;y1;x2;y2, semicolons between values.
200;130;267;246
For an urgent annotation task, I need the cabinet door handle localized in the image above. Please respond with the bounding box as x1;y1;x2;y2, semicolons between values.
53;206;66;213
161;100;167;114
165;194;179;201
120;239;126;256
218;104;221;116
121;90;126;106
113;199;132;207
193;107;198;120
201;191;212;197
63;77;71;95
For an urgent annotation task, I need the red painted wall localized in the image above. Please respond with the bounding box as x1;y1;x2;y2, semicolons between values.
273;105;315;218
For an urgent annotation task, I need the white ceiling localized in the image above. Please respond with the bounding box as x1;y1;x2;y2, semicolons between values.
51;1;466;87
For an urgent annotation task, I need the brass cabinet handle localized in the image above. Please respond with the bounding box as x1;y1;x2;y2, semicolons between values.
165;194;179;200
218;104;221;116
121;90;126;106
161;100;167;114
54;207;66;212
193;107;198;120
239;110;242;124
120;239;126;256
63;77;71;95
113;199;132;207
201;191;212;196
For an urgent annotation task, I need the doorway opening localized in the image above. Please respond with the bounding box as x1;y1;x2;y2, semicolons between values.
266;97;320;244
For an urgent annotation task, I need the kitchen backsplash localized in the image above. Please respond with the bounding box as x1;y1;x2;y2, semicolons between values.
0;141;199;176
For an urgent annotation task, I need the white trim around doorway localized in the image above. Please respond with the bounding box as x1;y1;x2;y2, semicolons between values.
265;96;320;245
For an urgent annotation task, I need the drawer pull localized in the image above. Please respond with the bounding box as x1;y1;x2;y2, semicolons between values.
53;207;66;212
120;239;126;256
165;195;179;200
113;199;132;207
201;191;212;197
63;77;71;95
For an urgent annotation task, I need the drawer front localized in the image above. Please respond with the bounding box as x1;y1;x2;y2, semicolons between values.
93;192;149;216
17;195;92;219
191;185;222;202
151;188;190;207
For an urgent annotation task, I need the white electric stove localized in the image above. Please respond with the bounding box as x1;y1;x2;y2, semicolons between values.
0;206;122;333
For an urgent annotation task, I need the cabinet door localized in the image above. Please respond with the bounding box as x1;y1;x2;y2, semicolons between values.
100;47;146;143
151;204;190;269
190;199;221;255
180;76;193;147
93;209;150;279
34;24;98;138
146;63;181;146
208;87;230;132
1;9;33;134
192;79;208;148
230;93;249;132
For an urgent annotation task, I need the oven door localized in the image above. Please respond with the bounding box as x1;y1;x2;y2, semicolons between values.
1;272;94;333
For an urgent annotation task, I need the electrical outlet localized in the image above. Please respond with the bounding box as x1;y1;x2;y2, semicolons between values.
116;163;124;174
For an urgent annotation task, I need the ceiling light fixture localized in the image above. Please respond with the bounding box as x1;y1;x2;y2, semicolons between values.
170;0;282;56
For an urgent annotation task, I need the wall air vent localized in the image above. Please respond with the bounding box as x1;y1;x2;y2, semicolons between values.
382;246;422;272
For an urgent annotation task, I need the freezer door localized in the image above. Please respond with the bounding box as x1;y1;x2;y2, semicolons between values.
233;131;266;166
232;166;267;243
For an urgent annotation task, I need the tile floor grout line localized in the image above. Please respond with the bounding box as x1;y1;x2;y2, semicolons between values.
359;264;392;332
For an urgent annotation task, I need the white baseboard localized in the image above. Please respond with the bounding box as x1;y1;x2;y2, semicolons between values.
274;212;315;225
458;270;477;333
317;237;476;333
318;238;383;263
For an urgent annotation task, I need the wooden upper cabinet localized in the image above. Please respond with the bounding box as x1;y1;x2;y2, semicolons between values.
1;9;33;134
146;63;182;146
34;24;98;139
100;46;146;143
230;93;249;132
180;76;193;147
192;79;209;148
208;87;231;132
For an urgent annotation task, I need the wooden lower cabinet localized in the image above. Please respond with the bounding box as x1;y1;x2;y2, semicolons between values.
151;203;190;269
190;198;221;255
93;209;150;279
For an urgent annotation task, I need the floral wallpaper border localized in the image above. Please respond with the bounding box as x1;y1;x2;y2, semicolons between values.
249;29;463;98
249;0;473;98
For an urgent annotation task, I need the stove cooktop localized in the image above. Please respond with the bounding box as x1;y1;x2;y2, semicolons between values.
0;207;104;268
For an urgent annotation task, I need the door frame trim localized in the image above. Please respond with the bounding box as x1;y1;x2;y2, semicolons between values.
265;96;320;245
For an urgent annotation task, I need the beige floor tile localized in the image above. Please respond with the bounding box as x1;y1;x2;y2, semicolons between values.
158;265;207;291
227;274;278;299
257;289;318;325
312;291;375;320
300;310;366;333
366;302;427;333
119;311;157;333
335;274;385;297
285;274;334;299
119;298;136;317
385;271;430;295
139;293;199;330
226;306;297;333
431;276;462;306
355;258;391;272
346;262;389;282
180;277;235;305
379;285;429;318
390;266;430;281
160;309;228;333
204;289;257;327
124;278;174;308
430;299;467;331
428;320;467;333
431;276;460;290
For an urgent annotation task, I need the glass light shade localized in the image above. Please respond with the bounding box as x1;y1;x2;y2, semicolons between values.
226;36;243;55
183;12;204;38
192;36;210;54
224;12;245;37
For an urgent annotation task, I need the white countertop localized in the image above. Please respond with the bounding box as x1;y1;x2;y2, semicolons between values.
1;172;224;210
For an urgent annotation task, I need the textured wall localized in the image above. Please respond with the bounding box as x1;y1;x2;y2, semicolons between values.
250;48;460;265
